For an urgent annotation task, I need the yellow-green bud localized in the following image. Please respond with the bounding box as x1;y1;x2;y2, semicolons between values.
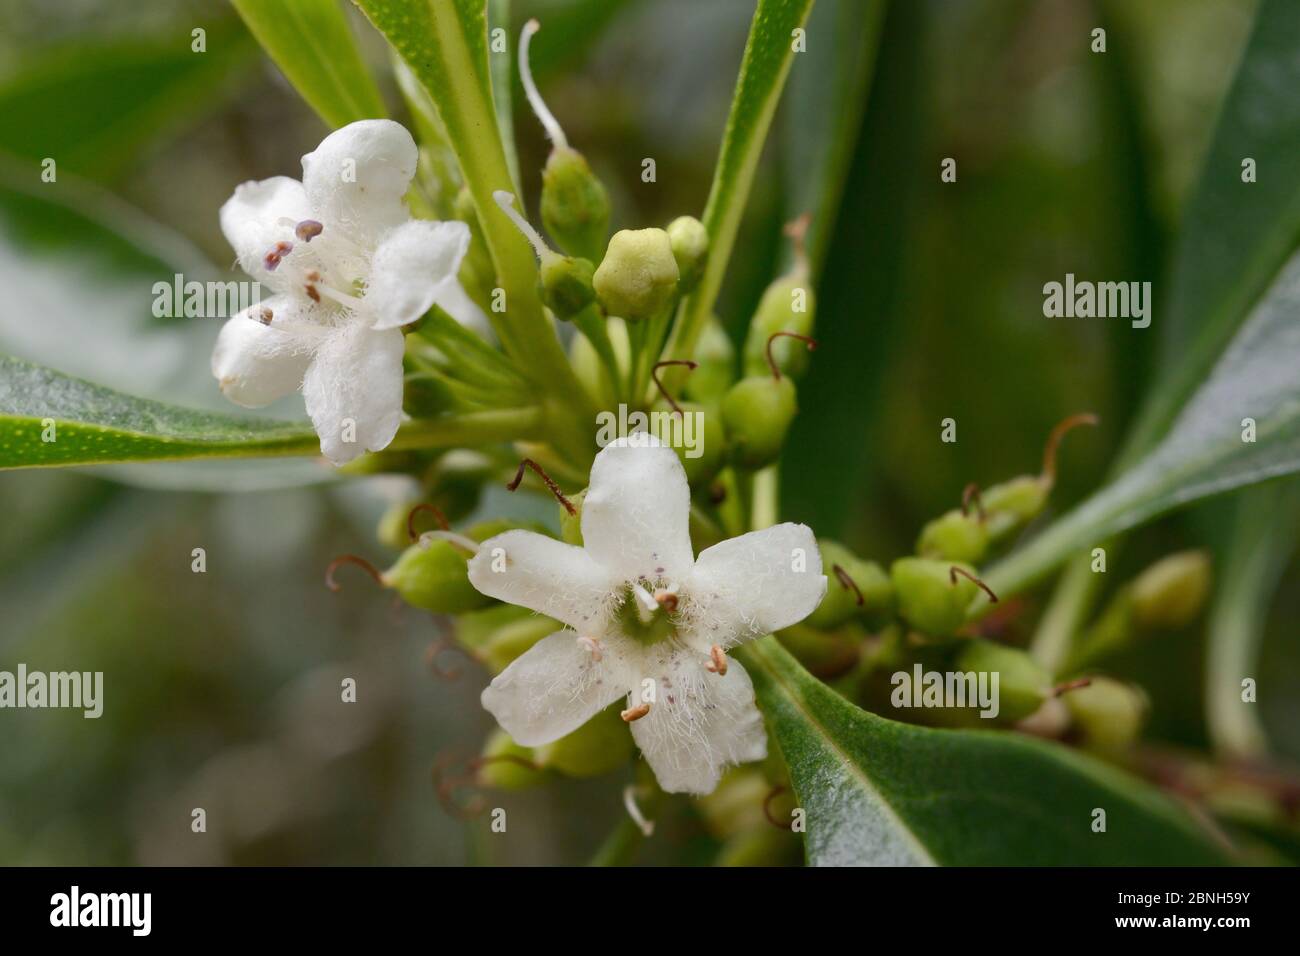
667;215;709;291
696;769;773;839
650;400;726;484
1130;550;1212;630
683;317;736;404
1063;677;1148;753
534;705;634;778
541;146;611;263
917;509;990;564
720;375;797;470
477;730;547;790
383;539;487;614
890;558;979;637
538;252;596;320
953;640;1050;724
743;276;816;379
981;474;1049;525
592;228;679;320
808;540;893;629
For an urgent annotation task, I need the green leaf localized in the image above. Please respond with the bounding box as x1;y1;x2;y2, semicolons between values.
662;0;816;373
487;0;520;193
232;0;386;127
742;638;1230;865
0;24;254;181
986;249;1300;601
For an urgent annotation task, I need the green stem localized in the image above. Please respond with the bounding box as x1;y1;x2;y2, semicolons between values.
389;406;544;450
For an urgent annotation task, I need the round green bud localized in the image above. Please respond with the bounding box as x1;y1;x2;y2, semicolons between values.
808;540;894;629
477;729;547;790
720;375;797;470
456;604;558;674
650;400;726;484
538;252;596;320
916;509;989;564
683;317;736;404
541;145;611;263
383;538;487;614
592;228;679;320
666;215;709;292
1063;677;1148;753
1130;550;1212;630
743;277;817;379
534;705;634;778
890;558;978;637
952;639;1050;724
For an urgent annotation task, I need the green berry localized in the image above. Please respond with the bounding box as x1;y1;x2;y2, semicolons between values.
743;276;817;379
650;400;726;484
720;375;797;470
890;557;979;637
534;705;634;778
477;730;547;790
808;540;893;629
1130;550;1212;630
1063;677;1148;753
917;509;990;564
683;317;736;404
538;252;596;320
953;639;1050;724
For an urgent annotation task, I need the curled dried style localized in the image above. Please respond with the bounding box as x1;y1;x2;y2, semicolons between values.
506;458;576;515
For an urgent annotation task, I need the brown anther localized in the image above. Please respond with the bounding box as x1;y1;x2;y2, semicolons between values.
256;306;274;325
961;482;985;521
304;284;321;303
273;240;293;254
325;554;384;592
704;644;728;675
949;565;998;603
507;458;576;515
305;269;321;282
766;331;817;381
263;252;282;271
295;219;324;242
652;359;697;416
832;564;864;606
1041;412;1099;486
577;635;603;661
654;589;679;613
1051;677;1093;698
621;702;651;722
406;502;450;542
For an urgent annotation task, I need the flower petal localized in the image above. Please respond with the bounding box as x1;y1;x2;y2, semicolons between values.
301;322;405;464
432;275;492;338
482;629;633;746
301;119;417;245
686;523;827;649
467;529;616;634
219;176;312;289
366;220;471;330
630;650;766;795
211;296;317;407
581;434;694;583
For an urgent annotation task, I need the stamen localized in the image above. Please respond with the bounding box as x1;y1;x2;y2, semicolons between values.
254;305;273;326
622;784;655;837
631;582;659;615
304;283;321;304
782;213;812;277
418;530;481;556
493;190;551;260
652;360;697;416
1051;677;1093;698
518;20;569;150
295;219;324;242
1041;412;1099;486
961;482;985;521
704;644;728;675
766;331;818;381
325;553;384;592
621;702;651;722
263;240;293;272
407;502;450;542
832;564;864;606
506;458;576;515
653;588;679;613
949;565;998;604
577;635;603;661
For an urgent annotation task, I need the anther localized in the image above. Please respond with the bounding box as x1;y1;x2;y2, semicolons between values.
304;284;321;303
832;564;864;606
577;635;603;661
653;588;679;613
704;644;728;675
518;20;569;150
961;482;985;521
1041;412;1099;486
506;458;576;515
325;554;383;592
621;702;651;722
407;502;450;542
949;565;998;604
766;331;817;381
652;359;697;416
295;219;324;242
255;305;274;325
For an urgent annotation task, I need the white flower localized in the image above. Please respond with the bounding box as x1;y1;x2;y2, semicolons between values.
211;119;487;465
468;435;827;795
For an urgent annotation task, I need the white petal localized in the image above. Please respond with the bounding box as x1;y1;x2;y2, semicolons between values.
301;119;417;245
467;529;616;634
432;276;493;338
301;322;405;464
581;434;694;583
210;297;317;407
219;176;311;288
630;649;766;795
366;220;471;330
687;523;827;650
482;629;634;746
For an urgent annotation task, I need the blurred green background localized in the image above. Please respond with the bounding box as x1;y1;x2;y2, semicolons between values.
1;0;1296;865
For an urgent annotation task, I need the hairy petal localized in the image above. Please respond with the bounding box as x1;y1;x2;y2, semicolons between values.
301;119;417;245
467;530;616;634
210;296;318;407
219;176;311;291
301;322;405;464
366;220;472;331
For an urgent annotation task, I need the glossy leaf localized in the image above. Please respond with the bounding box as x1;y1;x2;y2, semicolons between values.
742;638;1230;865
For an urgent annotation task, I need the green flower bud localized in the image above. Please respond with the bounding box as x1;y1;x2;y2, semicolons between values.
1130;550;1212;630
890;558;980;637
534;705;634;778
667;215;709;292
383;538;487;614
720;374;797;470
650;400;726;484
456;604;558;674
683;317;736;404
916;508;990;564
807;540;893;629
1063;677;1148;753
592;228;679;320
538;251;596;320
541;146;611;264
477;729;547;790
952;639;1050;724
